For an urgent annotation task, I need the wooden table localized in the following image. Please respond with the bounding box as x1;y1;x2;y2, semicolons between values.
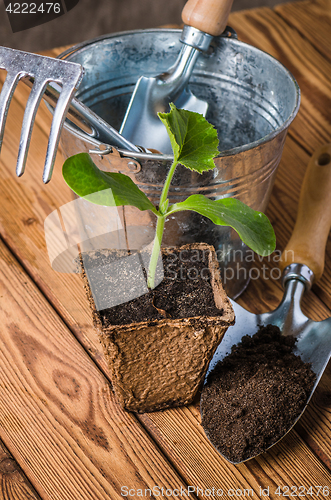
0;1;330;498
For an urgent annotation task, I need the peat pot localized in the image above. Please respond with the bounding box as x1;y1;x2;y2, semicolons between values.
58;28;300;298
80;243;235;412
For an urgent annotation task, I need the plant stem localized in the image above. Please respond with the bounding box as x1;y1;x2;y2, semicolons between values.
159;160;178;212
147;159;178;289
147;215;165;289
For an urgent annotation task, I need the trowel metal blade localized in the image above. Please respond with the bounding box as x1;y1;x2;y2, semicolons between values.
203;294;331;464
120;79;208;154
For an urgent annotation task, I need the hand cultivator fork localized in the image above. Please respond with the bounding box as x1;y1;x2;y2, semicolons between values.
0;46;141;183
0;46;84;183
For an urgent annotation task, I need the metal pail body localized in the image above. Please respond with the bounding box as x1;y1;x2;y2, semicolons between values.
58;29;300;298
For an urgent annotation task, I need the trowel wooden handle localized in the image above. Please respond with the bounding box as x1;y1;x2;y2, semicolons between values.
280;144;331;281
182;0;234;36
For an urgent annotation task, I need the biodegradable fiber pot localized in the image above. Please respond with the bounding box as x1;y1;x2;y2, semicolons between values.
81;243;235;413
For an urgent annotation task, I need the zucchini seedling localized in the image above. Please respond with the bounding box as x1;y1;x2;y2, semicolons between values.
62;104;276;289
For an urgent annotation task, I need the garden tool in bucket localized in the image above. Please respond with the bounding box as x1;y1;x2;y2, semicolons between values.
120;0;234;154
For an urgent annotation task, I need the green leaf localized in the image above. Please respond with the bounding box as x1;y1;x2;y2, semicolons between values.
62;152;157;213
167;195;276;256
158;103;219;173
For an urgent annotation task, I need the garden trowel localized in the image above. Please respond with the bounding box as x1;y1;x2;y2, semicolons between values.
120;0;234;154
201;143;331;463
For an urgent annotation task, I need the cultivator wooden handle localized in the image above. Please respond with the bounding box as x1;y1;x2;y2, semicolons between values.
182;0;234;36
280;144;331;281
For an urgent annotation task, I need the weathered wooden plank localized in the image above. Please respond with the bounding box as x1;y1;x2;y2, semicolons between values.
0;239;197;500
0;441;42;500
275;0;331;62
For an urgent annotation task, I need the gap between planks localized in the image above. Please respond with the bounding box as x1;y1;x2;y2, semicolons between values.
0;439;42;500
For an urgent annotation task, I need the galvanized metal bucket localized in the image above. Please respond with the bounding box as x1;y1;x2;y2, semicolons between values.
58;28;300;298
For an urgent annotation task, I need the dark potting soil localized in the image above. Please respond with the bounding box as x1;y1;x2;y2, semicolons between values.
84;247;224;326
200;324;316;463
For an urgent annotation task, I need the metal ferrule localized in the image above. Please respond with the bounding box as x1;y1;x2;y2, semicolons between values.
281;263;315;291
180;25;214;52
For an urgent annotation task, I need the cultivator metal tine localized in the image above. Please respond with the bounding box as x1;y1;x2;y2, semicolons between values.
0;46;84;182
43;80;80;183
0;71;21;153
16;78;48;177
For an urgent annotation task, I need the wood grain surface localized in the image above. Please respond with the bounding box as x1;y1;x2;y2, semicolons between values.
0;239;196;500
275;0;331;62
0;1;330;499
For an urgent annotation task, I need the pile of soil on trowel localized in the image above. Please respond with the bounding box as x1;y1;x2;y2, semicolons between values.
201;324;316;463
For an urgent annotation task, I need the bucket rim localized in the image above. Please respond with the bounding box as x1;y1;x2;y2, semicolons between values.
58;28;301;160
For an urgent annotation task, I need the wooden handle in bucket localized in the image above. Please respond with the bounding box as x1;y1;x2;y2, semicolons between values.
280;144;331;281
182;0;234;36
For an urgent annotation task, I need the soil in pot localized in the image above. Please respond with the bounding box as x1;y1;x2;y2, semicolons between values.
80;243;235;413
200;324;316;463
